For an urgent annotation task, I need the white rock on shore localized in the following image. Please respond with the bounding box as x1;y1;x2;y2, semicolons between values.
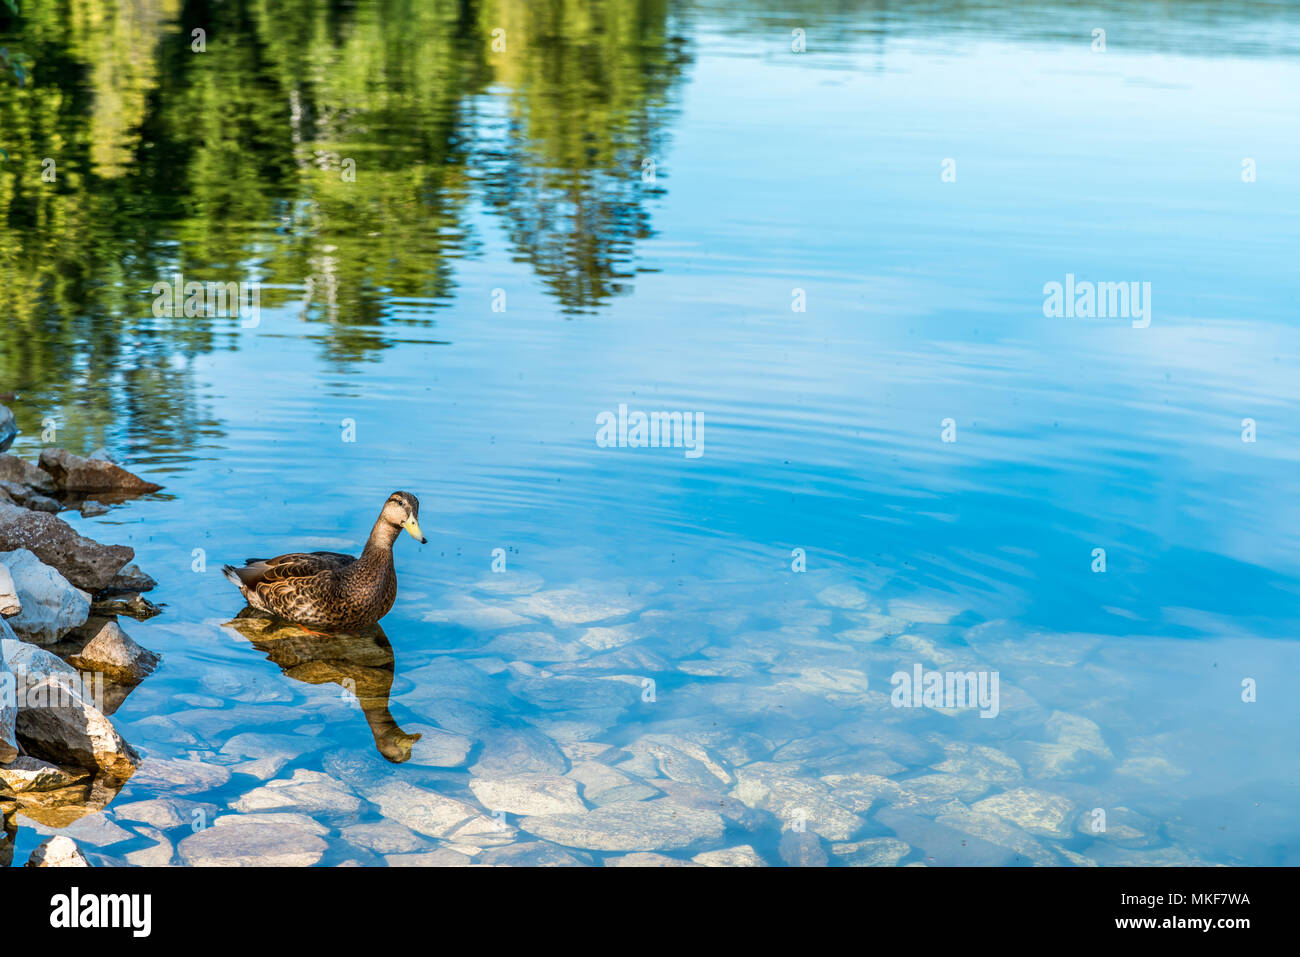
0;626;17;764
27;835;92;867
0;561;20;618
66;620;161;682
0;548;90;646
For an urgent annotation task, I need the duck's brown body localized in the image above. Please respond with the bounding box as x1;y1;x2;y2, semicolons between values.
223;491;423;632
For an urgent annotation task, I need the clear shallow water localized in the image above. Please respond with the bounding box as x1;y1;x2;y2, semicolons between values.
2;0;1298;865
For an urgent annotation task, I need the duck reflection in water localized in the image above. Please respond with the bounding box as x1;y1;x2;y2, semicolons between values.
224;609;421;764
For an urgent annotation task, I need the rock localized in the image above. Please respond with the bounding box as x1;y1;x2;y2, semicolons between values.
930;740;1023;787
935;804;1059;865
518;798;725;852
385;849;477;866
404;724;472;768
817;584;871;609
0;503;133;592
887;598;963;624
470;774;587;816
341;819;430;855
366;780;506;842
875;807;1019;866
477;841;592;867
38;448;163;493
620;735;734;789
66;620;160;681
112;797;217;831
470;726;567;777
129;757;231;795
693;845;765;867
511;584;646;625
830;837;911;867
213;812;329;836
3;637;139;779
101;564;157;595
90;593;162;621
1073;806;1159;847
25;811;135;848
566;761;659;807
14;680;139;779
27;835;91;867
0;755;88;793
0;405;15;452
422;595;532;631
484;630;584;662
0;479;60;512
779;829;829;867
0;549;91;645
0;454;55;492
123;826;175;866
231;769;362;817
0;562;19;618
220;731;326;763
732;764;864;841
607;852;701;867
970;788;1076;839
178;820;327;866
0;632;17;763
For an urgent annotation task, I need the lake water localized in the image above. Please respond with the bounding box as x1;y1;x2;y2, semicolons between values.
2;0;1298;866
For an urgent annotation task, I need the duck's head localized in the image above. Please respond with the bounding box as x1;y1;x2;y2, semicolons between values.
381;491;426;543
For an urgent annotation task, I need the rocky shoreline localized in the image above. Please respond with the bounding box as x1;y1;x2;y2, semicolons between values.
0;403;163;867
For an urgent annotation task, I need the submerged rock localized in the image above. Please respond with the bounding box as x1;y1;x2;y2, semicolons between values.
732;764;864;841
476;841;593;867
178;819;326;866
66;620;160;682
0;503;133;592
403;724;472;768
38;448;163;494
27;834;91;867
779;829;830;867
122;757;231;796
566;761;660;807
693;845;765;867
606;852;701;867
829;837;911;867
366;779;506;842
470;774;586;817
232;769;362;817
470;726;567;777
0;549;91;645
970;787;1075;839
518;798;725;852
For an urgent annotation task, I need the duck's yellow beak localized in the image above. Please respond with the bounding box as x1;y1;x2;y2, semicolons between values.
403;516;427;544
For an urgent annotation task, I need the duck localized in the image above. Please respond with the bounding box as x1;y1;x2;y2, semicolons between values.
222;491;426;632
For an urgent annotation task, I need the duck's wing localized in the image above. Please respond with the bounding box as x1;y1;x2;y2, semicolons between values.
224;551;356;592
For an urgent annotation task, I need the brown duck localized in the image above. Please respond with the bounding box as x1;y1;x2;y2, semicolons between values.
222;491;426;632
